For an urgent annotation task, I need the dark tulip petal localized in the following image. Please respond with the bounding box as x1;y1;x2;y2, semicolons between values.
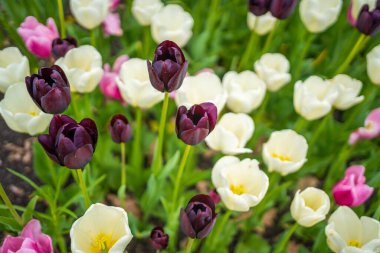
175;106;189;134
38;135;60;164
150;227;169;250
79;118;98;148
197;214;218;239
188;194;216;213
270;0;298;19
147;60;165;92
248;0;271;16
56;136;77;162
179;117;195;132
73;126;93;148
180;209;196;238
196;116;209;130
40;88;70;114
49;115;76;137
52;37;77;59
200;103;218;131
63;144;94;169
51;65;69;85
166;61;188;92
180;128;209;145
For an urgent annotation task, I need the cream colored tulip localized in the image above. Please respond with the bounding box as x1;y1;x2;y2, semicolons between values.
70;203;133;253
367;44;380;85
175;72;227;113
132;0;163;26
223;70;266;113
290;187;330;227
151;4;194;47
325;206;380;252
247;12;277;35
330;74;364;110
294;76;338;121
262;129;308;176
0;83;52;135
254;53;291;92
0;47;30;93
212;156;269;212
206;113;254;155
116;58;164;108
70;0;108;29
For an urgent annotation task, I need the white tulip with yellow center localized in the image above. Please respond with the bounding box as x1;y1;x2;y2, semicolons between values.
175;72;227;113
325;206;380;252
0;47;30;93
70;203;133;253
367;44;380;85
254;53;291;92
247;12;277;35
132;0;163;26
205;113;254;155
70;0;108;29
262;129;308;176
223;70;266;113
0;83;52;135
330;74;364;110
290;187;330;227
55;45;103;93
116;58;164;109
212;156;269;212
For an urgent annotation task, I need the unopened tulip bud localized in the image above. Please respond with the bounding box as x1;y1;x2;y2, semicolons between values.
109;114;132;143
270;0;298;19
356;4;380;36
248;0;271;16
51;36;77;59
150;227;169;250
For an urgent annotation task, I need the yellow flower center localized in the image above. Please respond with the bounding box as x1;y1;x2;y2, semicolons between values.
347;240;362;248
365;121;373;130
271;153;291;162
91;233;115;253
28;111;38;116
230;184;245;195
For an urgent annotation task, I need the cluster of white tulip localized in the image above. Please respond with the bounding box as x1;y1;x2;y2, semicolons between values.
70;0;109;30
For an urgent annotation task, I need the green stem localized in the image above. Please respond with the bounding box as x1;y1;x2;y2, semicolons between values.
77;169;90;208
90;29;96;47
172;145;192;210
294;117;309;133
239;31;258;70
309;113;330;148
210;210;232;247
273;223;298;253
131;107;143;170
184;238;195;253
262;21;278;54
292;33;316;81
0;182;23;226
121;143;126;187
255;91;270;121
57;0;66;37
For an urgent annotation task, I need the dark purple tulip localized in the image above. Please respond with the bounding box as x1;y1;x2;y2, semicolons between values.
150;227;169;250
248;0;271;16
109;114;132;143
51;36;77;59
38;115;98;169
147;40;188;92
180;194;218;239
175;102;217;146
269;0;298;19
25;65;71;114
356;4;380;36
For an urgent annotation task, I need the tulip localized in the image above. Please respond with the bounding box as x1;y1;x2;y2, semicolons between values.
209;189;221;204
348;0;377;26
332;165;374;207
0;219;53;253
147;40;188;92
151;4;194;47
290;187;330;227
212;156;269;212
269;0;298;19
367;44;380;85
348;108;380;145
132;0;163;26
0;47;30;93
55;45;104;93
100;55;128;101
102;13;123;37
248;0;271;16
38;115;98;169
254;53;291;92
116;58;164;108
17;16;59;58
70;0;109;29
247;12;277;35
180;194;218;239
109;114;132;143
109;0;121;12
51;36;77;59
150;227;169;250
330;74;364;110
356;3;380;35
205;113;254;154
70;203;133;253
25;65;71;114
325;206;380;252
0;83;52;135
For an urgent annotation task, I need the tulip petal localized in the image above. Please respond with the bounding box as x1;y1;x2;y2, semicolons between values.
180;209;196;238
63;144;94;169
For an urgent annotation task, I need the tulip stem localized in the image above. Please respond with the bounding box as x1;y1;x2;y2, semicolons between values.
131;107;143;170
210;210;232;248
294;117;309;133
0;182;23;226
184;238;195;253
172;145;192;211
239;30;259;70
57;0;66;37
273;223;298;253
262;21;278;54
77;169;90;208
309;113;330;148
121;143;126;187
90;29;96;47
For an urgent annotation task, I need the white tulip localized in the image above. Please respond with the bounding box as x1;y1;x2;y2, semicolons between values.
175;72;227;113
55;45;103;93
116;58;164;108
247;12;277;35
132;0;163;26
294;76;338;121
262;129;308;176
367;44;380;85
330;74;364;110
223;70;266;113
300;0;342;33
0;83;52;135
0;47;30;93
151;4;194;47
351;0;376;21
70;0;108;29
290;187;330;227
325;206;380;252
206;113;254;155
254;53;291;92
70;203;133;253
212;156;269;212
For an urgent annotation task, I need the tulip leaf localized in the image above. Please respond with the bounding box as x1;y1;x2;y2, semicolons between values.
22;195;39;225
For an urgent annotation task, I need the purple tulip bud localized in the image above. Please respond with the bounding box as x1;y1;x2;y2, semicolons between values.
109;114;132;143
38;115;98;169
180;194;218;239
150;227;169;250
25;65;71;114
270;0;298;19
175;103;217;145
51;36;77;59
147;40;188;92
248;0;272;16
356;4;380;36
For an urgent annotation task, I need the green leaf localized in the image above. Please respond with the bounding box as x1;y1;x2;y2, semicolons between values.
22;196;39;224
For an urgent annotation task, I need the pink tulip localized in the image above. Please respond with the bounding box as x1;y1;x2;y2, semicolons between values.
347;1;356;26
332;165;374;207
17;16;59;58
109;0;121;12
0;219;53;253
348;108;380;145
103;13;123;37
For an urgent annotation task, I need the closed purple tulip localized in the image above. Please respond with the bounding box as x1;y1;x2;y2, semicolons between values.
248;0;272;16
356;4;380;36
180;194;218;239
175;102;217;145
38;115;98;169
109;114;132;143
147;40;188;92
270;0;298;19
51;36;77;59
150;227;169;250
25;65;71;114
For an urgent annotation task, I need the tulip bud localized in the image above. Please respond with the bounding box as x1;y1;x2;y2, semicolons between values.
270;0;298;19
248;0;271;16
147;40;188;92
51;36;77;59
38;115;98;169
150;227;169;250
109;114;132;143
175;102;217;145
25;65;71;114
356;4;380;36
180;194;218;239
